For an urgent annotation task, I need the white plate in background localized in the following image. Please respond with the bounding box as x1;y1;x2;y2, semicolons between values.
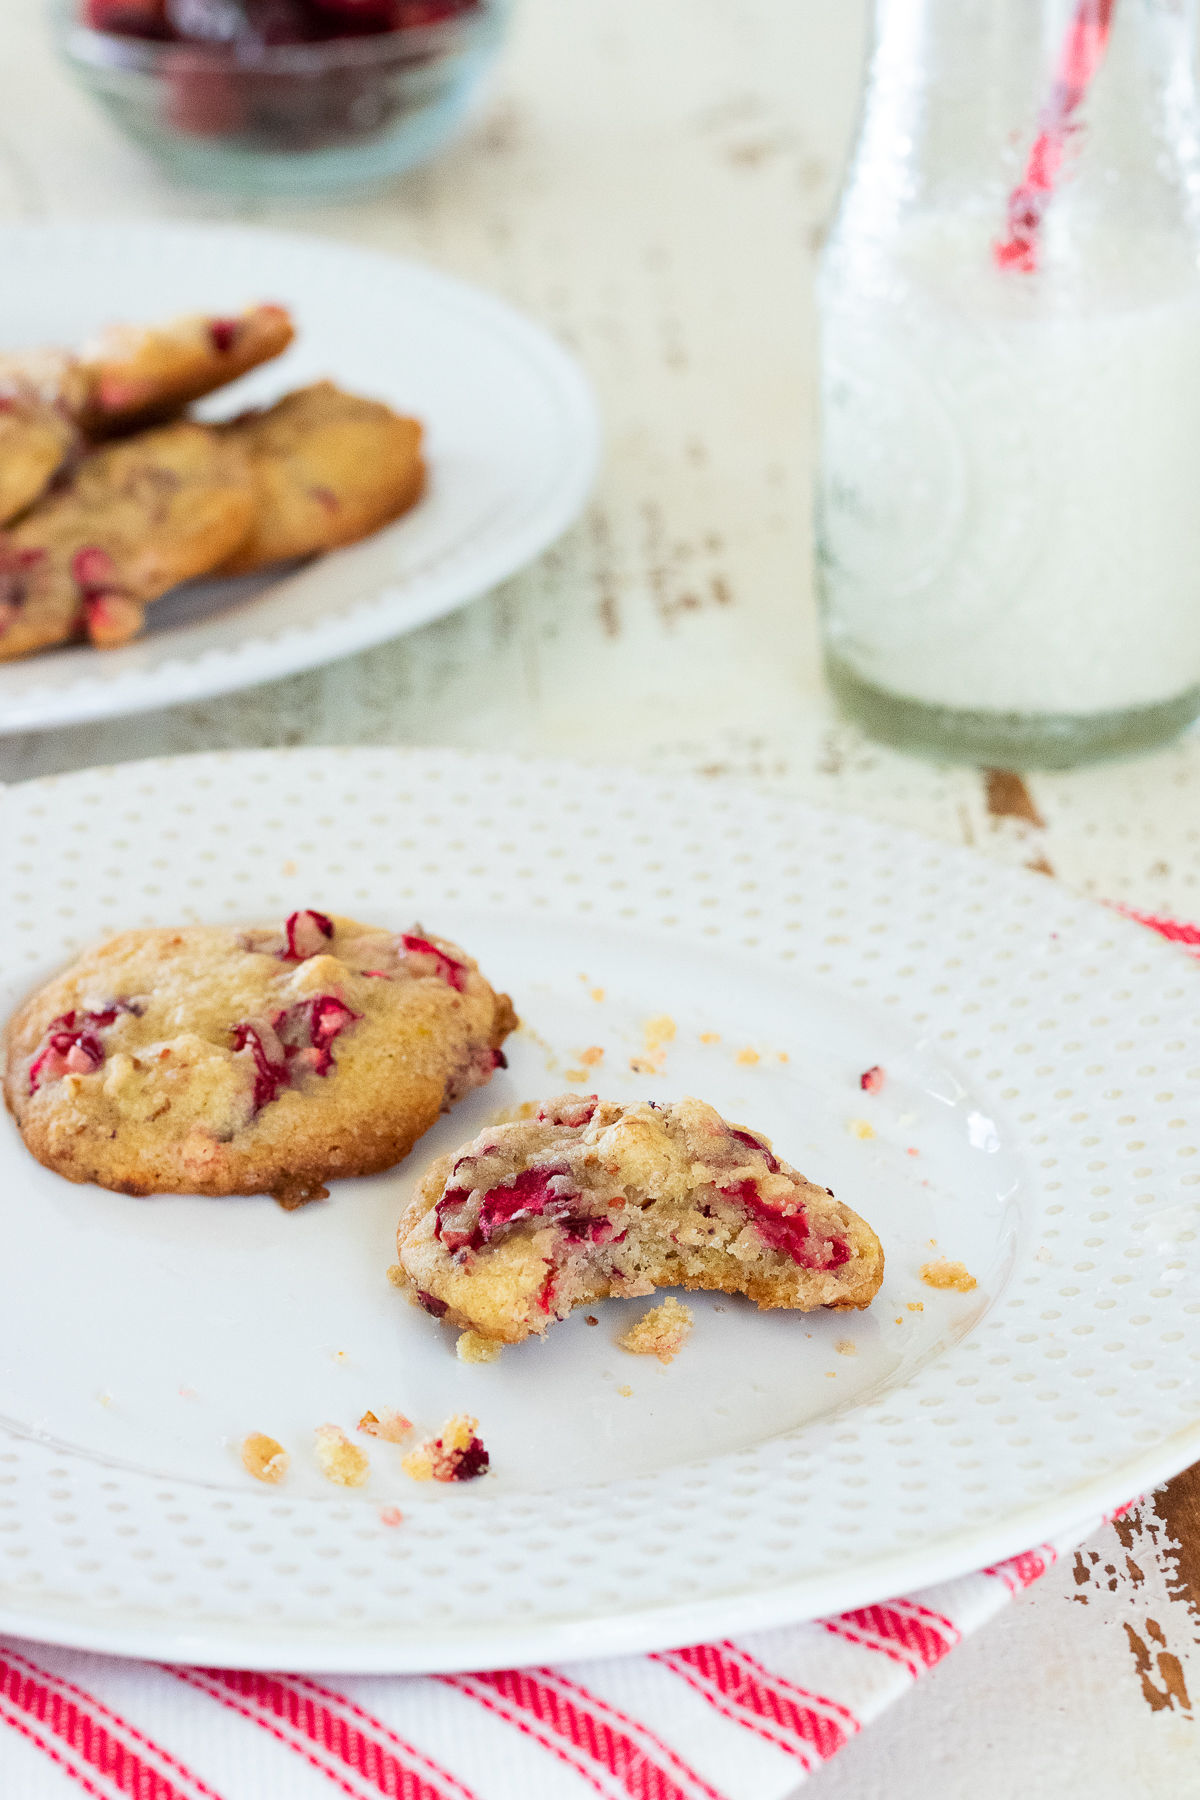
0;223;598;734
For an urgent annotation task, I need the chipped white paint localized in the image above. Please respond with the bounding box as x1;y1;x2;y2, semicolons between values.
0;0;1197;1788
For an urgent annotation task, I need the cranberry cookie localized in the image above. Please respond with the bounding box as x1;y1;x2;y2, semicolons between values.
0;385;77;524
4;911;515;1207
396;1095;885;1345
0;420;254;659
218;381;424;574
0;306;294;438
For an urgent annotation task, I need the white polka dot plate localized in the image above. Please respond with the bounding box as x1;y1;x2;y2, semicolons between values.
0;746;1197;1672
0;223;598;735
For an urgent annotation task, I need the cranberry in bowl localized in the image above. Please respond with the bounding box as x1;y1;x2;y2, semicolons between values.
57;0;511;195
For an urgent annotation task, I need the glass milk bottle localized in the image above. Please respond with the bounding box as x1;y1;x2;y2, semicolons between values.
816;0;1200;766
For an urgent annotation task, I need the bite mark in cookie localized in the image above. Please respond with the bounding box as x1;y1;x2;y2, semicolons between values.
3;913;516;1204
396;1095;885;1345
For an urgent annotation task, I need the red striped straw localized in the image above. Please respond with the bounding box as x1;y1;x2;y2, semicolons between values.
994;0;1117;272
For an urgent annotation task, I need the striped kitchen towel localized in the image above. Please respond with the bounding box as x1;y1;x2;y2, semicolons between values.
0;1527;1092;1800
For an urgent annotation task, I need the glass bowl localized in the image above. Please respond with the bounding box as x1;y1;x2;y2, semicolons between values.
55;1;511;196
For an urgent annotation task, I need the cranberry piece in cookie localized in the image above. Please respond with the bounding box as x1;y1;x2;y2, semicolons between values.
217;381;424;574
3;914;516;1206
395;1096;884;1347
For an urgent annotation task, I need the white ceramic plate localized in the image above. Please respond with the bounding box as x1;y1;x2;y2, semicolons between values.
0;747;1197;1672
0;224;598;734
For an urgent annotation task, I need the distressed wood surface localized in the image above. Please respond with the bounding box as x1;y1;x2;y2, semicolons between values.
1;0;1199;1792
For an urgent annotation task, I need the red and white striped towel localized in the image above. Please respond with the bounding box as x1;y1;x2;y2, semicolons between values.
0;911;1193;1800
0;1530;1090;1800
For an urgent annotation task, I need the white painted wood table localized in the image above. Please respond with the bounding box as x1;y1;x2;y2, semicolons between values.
1;0;1198;1791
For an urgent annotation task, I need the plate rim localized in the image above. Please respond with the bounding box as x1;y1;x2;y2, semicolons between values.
1;743;1197;1671
0;221;600;735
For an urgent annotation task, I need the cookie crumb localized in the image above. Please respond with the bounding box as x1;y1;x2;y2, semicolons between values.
585;1314;600;1326
920;1258;978;1292
378;1505;404;1527
241;1432;289;1485
332;1349;348;1363
735;1047;760;1066
402;1414;489;1483
860;1065;885;1093
629;1056;659;1075
591;987;605;1003
565;1069;588;1083
617;1384;633;1397
282;859;297;877
835;1339;857;1356
315;1424;370;1487
358;1408;413;1443
777;1051;790;1063
907;1300;924;1313
644;1014;676;1051
699;1031;721;1045
617;1296;694;1364
849;1118;875;1140
457;1330;503;1364
580;1045;604;1066
385;1264;406;1288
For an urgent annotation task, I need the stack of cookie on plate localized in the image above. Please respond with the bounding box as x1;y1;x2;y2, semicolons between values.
0;304;424;661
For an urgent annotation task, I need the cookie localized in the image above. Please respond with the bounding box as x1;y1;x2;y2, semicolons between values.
396;1095;885;1345
0;420;254;659
4;911;516;1207
76;303;296;435
218;381;424;575
0;385;78;524
0;305;294;438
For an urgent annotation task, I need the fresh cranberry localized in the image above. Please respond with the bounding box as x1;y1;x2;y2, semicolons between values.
279;909;334;962
728;1127;780;1173
860;1065;885;1094
491;1048;507;1070
416;1289;448;1318
209;317;240;352
165;62;247;137
84;0;172;36
400;934;468;992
